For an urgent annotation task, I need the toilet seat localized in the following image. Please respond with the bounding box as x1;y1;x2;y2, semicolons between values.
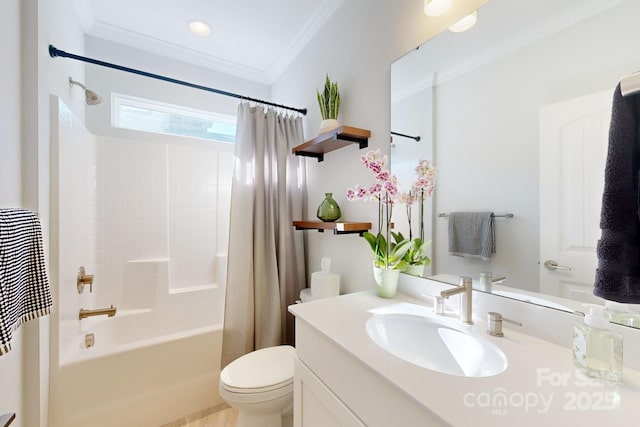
221;378;292;394
220;345;295;394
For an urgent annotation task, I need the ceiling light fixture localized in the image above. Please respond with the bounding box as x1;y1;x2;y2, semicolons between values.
449;11;478;33
424;0;453;17
188;20;211;36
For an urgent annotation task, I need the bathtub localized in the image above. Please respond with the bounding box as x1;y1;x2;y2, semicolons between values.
51;99;231;426
52;285;226;427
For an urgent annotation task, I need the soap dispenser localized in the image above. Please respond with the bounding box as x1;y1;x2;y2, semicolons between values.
572;305;623;383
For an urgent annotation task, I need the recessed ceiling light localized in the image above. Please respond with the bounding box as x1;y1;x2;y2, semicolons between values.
189;20;211;36
449;11;478;33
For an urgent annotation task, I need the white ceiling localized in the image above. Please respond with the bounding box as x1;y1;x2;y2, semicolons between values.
73;0;345;84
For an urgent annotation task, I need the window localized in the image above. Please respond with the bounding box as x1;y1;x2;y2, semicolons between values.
112;94;236;143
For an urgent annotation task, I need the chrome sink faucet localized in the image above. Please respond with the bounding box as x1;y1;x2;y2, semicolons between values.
440;276;473;324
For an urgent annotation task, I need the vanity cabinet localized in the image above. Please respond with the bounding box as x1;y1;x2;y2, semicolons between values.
294;358;365;427
293;319;443;427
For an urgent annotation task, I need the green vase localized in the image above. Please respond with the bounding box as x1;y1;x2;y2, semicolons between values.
317;193;341;222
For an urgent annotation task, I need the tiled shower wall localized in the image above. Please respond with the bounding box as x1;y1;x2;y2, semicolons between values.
94;135;233;309
53;99;99;361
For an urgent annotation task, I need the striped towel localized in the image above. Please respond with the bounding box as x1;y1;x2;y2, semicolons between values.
0;209;52;356
448;212;496;261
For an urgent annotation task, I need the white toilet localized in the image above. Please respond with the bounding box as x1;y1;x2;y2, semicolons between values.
219;345;296;427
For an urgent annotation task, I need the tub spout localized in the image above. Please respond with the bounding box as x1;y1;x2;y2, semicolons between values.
79;305;117;320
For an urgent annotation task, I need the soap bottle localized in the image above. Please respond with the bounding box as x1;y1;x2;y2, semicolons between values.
572;305;623;383
604;300;640;328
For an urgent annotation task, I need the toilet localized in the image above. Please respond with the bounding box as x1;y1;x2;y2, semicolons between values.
219;345;296;427
219;289;327;427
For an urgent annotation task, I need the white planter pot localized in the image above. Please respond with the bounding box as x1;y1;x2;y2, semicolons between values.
404;264;425;277
372;263;400;299
319;119;340;134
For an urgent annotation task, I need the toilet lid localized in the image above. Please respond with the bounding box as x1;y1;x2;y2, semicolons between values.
221;345;295;392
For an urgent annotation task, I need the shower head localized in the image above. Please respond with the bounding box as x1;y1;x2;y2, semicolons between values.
69;77;103;105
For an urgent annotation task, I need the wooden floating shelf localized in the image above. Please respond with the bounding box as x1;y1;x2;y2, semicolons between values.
292;126;371;162
292;221;371;235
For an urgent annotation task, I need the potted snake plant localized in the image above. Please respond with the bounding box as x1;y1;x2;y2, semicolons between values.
317;74;341;134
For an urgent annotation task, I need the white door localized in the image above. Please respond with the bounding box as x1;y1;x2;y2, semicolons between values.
539;89;613;302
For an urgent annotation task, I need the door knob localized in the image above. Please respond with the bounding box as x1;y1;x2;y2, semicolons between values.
543;260;572;271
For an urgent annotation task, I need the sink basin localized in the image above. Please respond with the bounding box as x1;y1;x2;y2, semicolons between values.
366;313;508;377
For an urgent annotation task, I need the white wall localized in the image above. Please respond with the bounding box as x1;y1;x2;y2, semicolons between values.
0;0;25;423
84;36;270;138
36;0;88;422
0;0;22;206
0;0;88;425
271;0;487;293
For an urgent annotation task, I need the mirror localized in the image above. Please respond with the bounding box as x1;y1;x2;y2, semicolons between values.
390;0;640;326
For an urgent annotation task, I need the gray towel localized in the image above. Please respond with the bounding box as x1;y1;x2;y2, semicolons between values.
0;209;52;356
448;212;495;261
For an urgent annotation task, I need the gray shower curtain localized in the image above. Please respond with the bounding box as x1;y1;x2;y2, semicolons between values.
221;103;307;367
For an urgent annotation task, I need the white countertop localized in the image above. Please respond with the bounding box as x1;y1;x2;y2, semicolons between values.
289;291;640;426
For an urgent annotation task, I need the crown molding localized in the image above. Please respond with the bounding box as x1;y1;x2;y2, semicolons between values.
267;0;345;83
87;21;270;84
82;0;344;85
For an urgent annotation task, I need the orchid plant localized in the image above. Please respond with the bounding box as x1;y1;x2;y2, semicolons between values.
346;150;410;269
395;159;437;269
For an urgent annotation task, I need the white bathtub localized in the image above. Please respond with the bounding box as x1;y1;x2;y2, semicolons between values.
52;286;225;427
51;100;230;426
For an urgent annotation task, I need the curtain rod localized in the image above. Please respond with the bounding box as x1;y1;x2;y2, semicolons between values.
390;131;421;142
48;45;307;115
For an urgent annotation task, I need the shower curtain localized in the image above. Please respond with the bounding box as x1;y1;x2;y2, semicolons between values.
221;103;307;367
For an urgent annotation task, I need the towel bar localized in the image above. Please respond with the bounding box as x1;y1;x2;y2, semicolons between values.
438;213;514;218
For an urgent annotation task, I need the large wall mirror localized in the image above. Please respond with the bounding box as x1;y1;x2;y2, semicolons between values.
390;0;640;326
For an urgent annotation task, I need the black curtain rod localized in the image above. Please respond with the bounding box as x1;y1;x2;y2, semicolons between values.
390;131;421;142
49;44;307;115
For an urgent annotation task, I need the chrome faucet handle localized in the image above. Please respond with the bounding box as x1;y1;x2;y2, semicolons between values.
487;312;522;337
